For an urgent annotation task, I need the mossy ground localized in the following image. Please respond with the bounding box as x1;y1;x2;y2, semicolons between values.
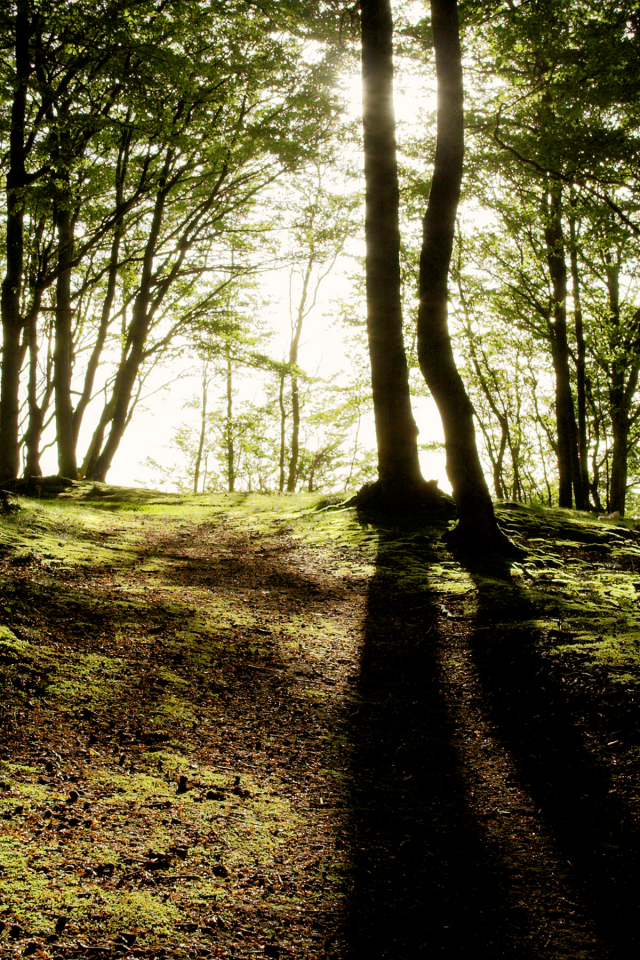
0;485;639;958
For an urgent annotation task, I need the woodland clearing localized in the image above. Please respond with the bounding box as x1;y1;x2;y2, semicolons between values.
0;487;639;959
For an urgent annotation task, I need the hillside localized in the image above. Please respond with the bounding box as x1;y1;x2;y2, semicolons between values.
0;486;639;959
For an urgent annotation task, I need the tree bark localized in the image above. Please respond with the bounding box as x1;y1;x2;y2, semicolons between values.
604;259;640;516
193;364;209;495
359;0;427;506
0;1;30;481
23;289;47;477
285;267;308;493
86;159;171;481
543;186;586;509
417;0;517;553
74;131;130;459
568;197;591;506
54;199;78;478
225;350;235;493
278;368;286;494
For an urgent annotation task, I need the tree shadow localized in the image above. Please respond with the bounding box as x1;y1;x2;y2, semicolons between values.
344;531;536;959
460;553;640;959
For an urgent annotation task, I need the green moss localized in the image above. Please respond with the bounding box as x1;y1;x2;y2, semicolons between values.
98;888;181;934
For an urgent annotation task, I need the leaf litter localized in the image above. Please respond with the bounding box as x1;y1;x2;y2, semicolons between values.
0;487;639;958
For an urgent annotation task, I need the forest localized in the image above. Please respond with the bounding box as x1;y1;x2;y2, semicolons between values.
3;0;640;520
2;2;640;959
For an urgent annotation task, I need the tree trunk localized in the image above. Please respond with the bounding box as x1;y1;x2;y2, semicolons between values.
86;163;170;481
193;364;209;495
609;411;628;515
543;186;586;509
568;198;591;506
604;261;640;516
225;350;235;493
278;368;286;493
417;0;517;553
23;290;46;477
0;1;30;481
54;200;78;478
74;131;130;455
358;0;428;507
286;274;307;494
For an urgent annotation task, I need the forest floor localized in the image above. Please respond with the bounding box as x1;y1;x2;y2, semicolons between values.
0;485;640;960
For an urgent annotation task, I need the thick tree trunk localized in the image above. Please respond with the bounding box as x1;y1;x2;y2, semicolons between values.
359;0;426;504
54;202;78;478
0;1;30;481
605;262;640;516
568;201;591;506
417;0;516;553
609;412;628;515
543;187;586;509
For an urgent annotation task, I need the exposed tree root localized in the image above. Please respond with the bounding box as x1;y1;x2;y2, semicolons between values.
355;477;456;524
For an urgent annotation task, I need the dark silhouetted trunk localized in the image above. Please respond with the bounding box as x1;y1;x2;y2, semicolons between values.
23;289;47;476
543;186;586;509
54;199;78;478
417;0;516;552
74;131;130;460
86;155;171;481
0;1;30;481
568;198;590;506
359;0;425;502
604;259;640;516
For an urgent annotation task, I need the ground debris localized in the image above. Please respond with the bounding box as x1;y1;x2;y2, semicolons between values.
0;490;638;957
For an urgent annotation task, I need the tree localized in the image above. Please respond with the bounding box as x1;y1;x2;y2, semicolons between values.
460;0;640;511
0;0;31;481
275;162;358;492
357;0;442;513
0;0;344;483
416;0;517;552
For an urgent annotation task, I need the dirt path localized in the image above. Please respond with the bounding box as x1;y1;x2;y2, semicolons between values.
1;492;639;958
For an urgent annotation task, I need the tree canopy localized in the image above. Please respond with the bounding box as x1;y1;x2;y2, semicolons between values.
2;0;640;520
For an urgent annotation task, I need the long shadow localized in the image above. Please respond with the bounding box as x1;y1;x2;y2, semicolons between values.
2;521;354;954
345;531;536;959
462;554;640;959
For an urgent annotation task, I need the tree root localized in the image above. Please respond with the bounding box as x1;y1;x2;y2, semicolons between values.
355;478;456;524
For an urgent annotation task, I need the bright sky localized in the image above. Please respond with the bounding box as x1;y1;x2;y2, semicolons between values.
38;21;452;495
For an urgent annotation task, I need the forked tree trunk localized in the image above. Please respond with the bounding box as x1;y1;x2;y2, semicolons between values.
359;0;429;507
417;0;517;553
86;166;170;481
0;1;30;481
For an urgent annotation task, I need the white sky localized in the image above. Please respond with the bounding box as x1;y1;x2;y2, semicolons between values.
38;24;452;494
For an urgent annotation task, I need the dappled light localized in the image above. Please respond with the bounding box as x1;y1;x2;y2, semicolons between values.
4;0;640;957
2;490;640;957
